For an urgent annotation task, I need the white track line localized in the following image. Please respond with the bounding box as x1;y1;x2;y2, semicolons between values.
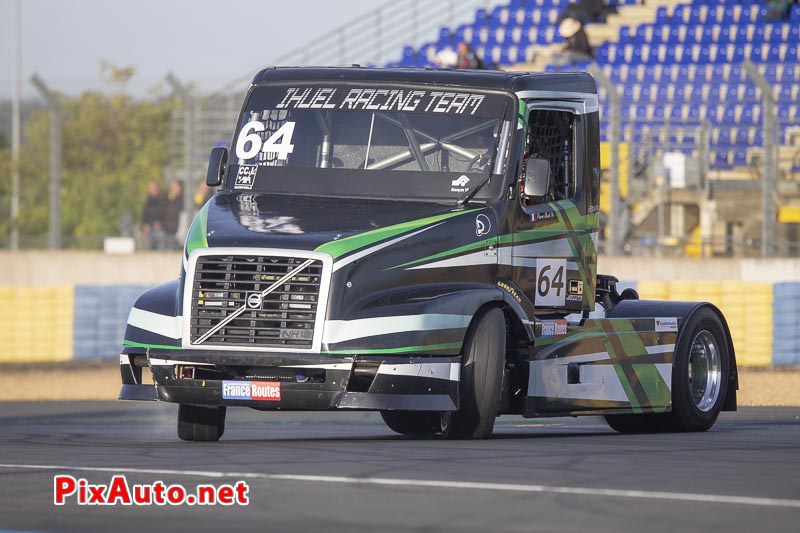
1;463;798;510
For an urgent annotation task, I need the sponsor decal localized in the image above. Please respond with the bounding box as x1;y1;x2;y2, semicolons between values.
475;214;491;237
451;175;470;193
234;165;257;189
566;294;583;302
222;381;281;401
531;211;555;222
246;292;263;309
569;280;584;295
497;281;522;303
535;258;567;307
451;175;470;187
655;317;679;332
275;87;487;115
541;319;568;338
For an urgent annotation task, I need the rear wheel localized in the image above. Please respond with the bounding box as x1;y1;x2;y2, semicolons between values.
443;307;506;440
380;411;442;436
669;309;729;431
605;308;729;434
177;404;226;441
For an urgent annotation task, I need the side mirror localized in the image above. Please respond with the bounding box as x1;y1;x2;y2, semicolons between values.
523;158;551;197
206;147;228;187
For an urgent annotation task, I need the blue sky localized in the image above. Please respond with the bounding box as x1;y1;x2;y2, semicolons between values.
0;0;391;98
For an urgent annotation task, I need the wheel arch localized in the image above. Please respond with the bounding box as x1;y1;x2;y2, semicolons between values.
607;299;738;411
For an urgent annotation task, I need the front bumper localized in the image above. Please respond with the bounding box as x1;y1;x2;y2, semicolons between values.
119;347;460;412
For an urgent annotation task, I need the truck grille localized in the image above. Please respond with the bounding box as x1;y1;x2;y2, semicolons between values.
189;254;323;348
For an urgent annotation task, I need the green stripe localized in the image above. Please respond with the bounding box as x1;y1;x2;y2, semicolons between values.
185;201;210;256
632;364;671;412
322;342;461;355
315;209;481;260
123;340;181;350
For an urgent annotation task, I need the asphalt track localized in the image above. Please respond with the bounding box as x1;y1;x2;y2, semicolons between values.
0;402;798;532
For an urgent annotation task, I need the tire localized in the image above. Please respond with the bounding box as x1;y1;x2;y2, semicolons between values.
443;306;506;440
605;307;729;434
177;404;226;442
380;411;443;436
668;308;729;432
604;412;671;434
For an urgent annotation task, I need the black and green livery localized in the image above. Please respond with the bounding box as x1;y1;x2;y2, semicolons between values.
119;67;737;441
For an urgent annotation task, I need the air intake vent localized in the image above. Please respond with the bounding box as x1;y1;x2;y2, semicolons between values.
189;254;323;348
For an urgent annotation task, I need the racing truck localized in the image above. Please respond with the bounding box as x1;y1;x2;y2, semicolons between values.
119;67;738;441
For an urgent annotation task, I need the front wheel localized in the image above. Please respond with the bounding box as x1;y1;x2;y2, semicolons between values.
177;404;226;441
443;306;506;440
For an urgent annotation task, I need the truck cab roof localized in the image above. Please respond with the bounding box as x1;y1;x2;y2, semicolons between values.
251;66;597;96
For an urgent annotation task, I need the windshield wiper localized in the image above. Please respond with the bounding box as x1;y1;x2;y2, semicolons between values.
457;175;491;206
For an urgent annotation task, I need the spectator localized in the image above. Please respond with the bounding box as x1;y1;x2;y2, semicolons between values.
163;179;184;249
559;0;616;25
455;42;487;69
766;0;793;21
552;17;593;69
141;180;167;250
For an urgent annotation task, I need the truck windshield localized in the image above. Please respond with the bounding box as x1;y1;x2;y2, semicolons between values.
228;83;513;201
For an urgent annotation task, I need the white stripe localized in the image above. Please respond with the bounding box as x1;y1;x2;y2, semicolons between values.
1;464;798;509
529;351;629;403
149;357;212;367
323;314;471;344
408;243;582;270
287;363;353;371
376;362;460;381
407;250;496;270
127;308;182;340
512;238;574;259
655;363;672;388
333;224;442;272
646;344;676;355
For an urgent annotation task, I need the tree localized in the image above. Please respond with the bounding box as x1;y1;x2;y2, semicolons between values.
0;69;176;248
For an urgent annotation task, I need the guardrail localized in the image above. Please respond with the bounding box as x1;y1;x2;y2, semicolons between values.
1;281;799;366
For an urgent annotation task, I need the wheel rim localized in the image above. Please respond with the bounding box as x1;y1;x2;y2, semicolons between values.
687;330;721;412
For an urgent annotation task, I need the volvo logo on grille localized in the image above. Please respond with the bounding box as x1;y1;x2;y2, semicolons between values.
246;292;263;309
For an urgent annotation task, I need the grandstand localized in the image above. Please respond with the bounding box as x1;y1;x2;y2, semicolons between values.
391;0;800;256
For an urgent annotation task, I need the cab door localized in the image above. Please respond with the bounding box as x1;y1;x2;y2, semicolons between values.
511;100;596;315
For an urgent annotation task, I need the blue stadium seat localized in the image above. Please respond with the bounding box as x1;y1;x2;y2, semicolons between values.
722;106;737;124
787;44;799;62
473;7;488;27
619;25;633;45
655;6;669;24
762;64;779;82
721;6;735;24
779;64;795;83
789;25;800;44
730;65;745;83
701;25;714;44
733;150;748;166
